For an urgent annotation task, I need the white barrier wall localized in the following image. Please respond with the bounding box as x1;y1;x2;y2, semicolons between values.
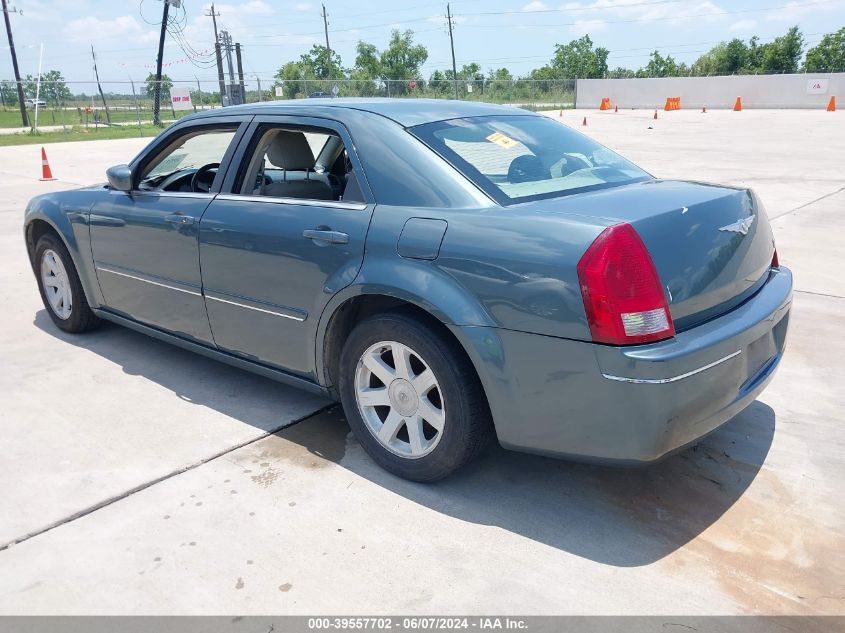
576;73;844;109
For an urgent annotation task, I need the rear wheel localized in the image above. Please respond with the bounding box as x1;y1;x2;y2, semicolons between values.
339;311;491;481
34;233;100;333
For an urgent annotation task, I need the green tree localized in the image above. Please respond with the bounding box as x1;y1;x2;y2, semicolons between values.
299;44;344;79
40;70;72;107
487;67;513;81
350;30;428;96
641;51;684;77
274;61;308;99
379;29;428;82
144;73;173;99
804;27;845;72
353;41;382;78
691;39;749;75
760;26;803;73
547;35;609;79
607;66;635;79
0;81;17;108
689;27;804;76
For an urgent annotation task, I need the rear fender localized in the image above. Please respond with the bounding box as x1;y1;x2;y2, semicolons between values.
315;255;496;387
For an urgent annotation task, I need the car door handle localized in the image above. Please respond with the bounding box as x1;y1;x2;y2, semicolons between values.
302;229;349;245
165;214;195;225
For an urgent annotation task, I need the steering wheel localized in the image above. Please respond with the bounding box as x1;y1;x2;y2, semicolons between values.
191;162;220;193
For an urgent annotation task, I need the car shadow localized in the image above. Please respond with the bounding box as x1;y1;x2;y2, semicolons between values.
36;310;775;568
33;310;330;433
277;403;776;568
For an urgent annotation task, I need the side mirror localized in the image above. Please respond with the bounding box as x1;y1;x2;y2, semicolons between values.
106;164;133;192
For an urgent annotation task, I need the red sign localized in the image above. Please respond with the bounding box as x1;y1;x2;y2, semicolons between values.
408;80;417;90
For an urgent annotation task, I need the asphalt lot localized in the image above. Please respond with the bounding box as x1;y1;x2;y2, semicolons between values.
0;108;843;615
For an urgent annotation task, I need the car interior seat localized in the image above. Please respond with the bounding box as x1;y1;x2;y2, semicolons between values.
261;131;333;200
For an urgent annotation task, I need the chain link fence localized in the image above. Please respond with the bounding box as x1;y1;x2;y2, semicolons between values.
0;78;575;142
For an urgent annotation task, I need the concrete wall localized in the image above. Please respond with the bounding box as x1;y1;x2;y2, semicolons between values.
576;73;844;109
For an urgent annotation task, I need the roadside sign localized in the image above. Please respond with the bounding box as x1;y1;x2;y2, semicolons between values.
275;86;284;97
807;79;829;94
170;86;193;111
409;80;417;90
331;84;340;97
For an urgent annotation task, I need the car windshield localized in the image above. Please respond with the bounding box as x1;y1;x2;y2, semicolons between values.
410;115;651;205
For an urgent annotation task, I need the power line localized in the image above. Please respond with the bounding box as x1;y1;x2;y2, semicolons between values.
459;0;842;29
458;0;688;16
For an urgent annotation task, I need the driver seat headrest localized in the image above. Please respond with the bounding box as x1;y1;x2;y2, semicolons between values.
507;154;549;184
265;130;315;171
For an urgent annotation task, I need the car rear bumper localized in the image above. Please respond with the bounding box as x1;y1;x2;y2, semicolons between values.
455;266;792;464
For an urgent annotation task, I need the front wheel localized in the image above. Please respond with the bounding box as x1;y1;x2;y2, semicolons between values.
34;233;100;333
338;311;491;481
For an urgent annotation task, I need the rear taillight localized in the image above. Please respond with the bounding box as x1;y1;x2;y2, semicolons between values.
577;223;675;345
771;248;779;268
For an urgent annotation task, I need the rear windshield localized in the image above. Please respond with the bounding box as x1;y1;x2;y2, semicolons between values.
410;115;651;205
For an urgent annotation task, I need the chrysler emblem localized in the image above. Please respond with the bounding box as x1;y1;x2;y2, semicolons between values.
719;215;755;236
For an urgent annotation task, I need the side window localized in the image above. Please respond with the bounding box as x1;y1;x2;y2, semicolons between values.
138;127;237;193
238;125;366;204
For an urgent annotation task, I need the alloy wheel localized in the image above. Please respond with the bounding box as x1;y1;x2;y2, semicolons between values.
354;340;446;459
41;249;73;320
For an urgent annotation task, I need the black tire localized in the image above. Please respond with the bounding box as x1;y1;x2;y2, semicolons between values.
34;233;100;333
338;310;492;482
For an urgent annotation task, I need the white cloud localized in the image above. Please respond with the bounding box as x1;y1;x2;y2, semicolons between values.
569;18;608;35
294;2;313;11
558;0;726;27
522;1;550;11
241;1;275;14
730;19;757;31
763;0;845;21
63;15;154;43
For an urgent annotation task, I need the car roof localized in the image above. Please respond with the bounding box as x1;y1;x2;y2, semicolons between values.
192;98;532;128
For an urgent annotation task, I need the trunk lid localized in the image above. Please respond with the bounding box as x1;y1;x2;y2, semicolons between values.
522;179;776;331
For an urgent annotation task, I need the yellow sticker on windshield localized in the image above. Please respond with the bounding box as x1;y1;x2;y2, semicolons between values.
486;131;519;149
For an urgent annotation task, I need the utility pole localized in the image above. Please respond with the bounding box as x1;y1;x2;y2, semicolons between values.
205;3;226;106
220;30;236;103
91;45;111;124
128;74;142;135
152;0;170;126
2;0;28;127
194;74;202;111
446;3;459;100
320;4;332;76
235;43;245;103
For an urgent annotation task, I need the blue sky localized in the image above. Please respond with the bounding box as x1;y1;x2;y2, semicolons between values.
2;0;844;90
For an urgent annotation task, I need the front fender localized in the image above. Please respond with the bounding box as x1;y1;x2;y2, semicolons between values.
24;189;103;308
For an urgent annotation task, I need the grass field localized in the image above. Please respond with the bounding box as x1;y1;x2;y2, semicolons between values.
0;106;197;129
0;123;170;147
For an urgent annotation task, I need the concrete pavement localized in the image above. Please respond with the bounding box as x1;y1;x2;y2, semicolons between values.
0;111;843;615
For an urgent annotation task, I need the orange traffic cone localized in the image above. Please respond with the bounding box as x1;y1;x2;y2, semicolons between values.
614;104;619;113
653;109;658;120
559;109;563;117
702;106;707;113
827;96;836;112
582;116;587;126
733;97;742;111
39;147;56;181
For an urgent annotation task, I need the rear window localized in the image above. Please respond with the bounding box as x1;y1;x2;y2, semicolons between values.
410;115;651;205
